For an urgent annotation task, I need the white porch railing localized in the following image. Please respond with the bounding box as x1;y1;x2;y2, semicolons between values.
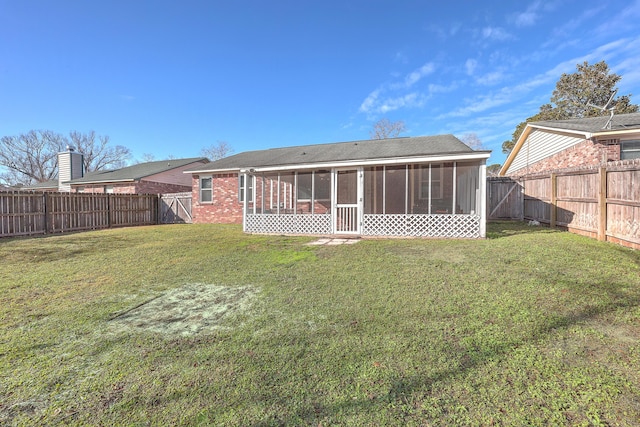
335;206;358;233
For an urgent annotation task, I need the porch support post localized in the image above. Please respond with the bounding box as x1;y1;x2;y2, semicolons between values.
242;172;247;232
330;169;336;234
452;162;457;214
479;160;487;238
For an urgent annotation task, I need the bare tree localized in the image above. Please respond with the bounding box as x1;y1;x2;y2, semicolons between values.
68;131;131;172
201;140;233;160
138;153;156;163
460;133;484;150
0;129;131;186
0;130;66;185
370;118;406;139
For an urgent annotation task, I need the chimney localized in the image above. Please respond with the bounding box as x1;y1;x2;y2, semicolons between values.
58;146;84;192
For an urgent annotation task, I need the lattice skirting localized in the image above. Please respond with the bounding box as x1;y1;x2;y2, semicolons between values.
362;214;481;238
246;214;332;235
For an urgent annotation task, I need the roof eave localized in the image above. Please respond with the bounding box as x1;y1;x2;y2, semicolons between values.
65;178;137;185
187;151;489;175
592;128;640;138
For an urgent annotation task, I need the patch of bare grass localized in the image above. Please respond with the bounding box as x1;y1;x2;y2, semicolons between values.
108;283;259;337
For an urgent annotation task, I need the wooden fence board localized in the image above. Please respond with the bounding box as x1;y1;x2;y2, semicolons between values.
489;162;640;249
0;191;158;238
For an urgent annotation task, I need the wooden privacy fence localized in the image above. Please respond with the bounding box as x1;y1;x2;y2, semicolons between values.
159;192;192;224
0;191;159;238
487;160;640;249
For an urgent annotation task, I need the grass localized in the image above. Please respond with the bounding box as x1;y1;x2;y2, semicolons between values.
1;222;639;426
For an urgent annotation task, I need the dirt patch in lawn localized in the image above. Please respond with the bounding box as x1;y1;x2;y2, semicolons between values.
108;283;258;337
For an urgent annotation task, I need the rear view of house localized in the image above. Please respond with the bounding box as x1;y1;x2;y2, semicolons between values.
186;135;490;238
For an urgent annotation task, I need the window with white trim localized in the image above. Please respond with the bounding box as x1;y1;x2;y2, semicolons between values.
621;140;640;160
199;176;212;203
239;174;253;203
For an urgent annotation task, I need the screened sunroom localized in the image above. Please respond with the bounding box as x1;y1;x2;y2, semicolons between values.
242;159;487;237
187;134;490;238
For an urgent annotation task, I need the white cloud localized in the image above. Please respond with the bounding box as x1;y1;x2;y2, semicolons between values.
404;63;435;87
481;26;512;41
359;62;437;115
359;89;381;113
595;0;640;35
379;93;424;113
428;82;458;94
465;59;477;76
513;1;542;27
476;71;504;86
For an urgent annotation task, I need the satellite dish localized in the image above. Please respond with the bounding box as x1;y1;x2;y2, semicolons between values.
586;89;618;129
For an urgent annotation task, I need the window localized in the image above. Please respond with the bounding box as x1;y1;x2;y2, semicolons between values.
621;140;640;160
199;176;212;203
419;164;442;199
239;174;253;202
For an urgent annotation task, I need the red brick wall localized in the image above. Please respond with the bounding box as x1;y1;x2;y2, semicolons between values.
519;139;609;175
191;173;243;224
74;181;190;194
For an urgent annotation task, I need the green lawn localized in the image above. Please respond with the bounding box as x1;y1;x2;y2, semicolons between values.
1;222;639;426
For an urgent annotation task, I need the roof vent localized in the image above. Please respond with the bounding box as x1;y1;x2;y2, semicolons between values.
66;145;75;152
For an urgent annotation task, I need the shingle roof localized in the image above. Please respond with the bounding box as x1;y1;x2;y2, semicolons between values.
530;112;640;133
20;180;58;190
186;135;483;172
66;157;207;184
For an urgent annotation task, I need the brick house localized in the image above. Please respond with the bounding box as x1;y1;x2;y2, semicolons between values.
186;135;490;238
23;148;208;194
66;158;208;194
500;112;640;176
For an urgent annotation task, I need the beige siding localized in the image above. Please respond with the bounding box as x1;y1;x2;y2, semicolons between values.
506;129;584;175
144;161;205;186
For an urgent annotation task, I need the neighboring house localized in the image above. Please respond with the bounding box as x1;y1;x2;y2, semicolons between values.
500;112;640;176
22;148;208;194
185;135;491;238
66;158;208;194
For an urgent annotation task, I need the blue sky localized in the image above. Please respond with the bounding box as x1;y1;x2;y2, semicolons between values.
2;0;640;167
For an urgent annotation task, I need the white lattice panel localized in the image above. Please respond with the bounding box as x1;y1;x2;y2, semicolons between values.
362;214;481;238
246;214;331;235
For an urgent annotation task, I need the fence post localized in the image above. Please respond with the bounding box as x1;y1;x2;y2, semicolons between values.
550;173;557;228
107;194;112;228
43;192;49;234
598;166;607;241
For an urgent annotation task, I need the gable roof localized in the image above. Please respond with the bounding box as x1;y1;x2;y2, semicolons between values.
187;135;489;173
66;157;208;185
529;112;640;134
500;112;640;176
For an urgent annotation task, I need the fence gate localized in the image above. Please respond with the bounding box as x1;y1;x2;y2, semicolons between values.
160;192;192;224
487;177;523;220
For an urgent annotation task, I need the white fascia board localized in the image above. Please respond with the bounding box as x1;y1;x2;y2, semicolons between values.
247;152;491;173
65;178;136;185
529;124;592;139
592;128;640;138
183;168;238;174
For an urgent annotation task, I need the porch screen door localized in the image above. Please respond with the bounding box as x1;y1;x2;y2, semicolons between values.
335;170;359;234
